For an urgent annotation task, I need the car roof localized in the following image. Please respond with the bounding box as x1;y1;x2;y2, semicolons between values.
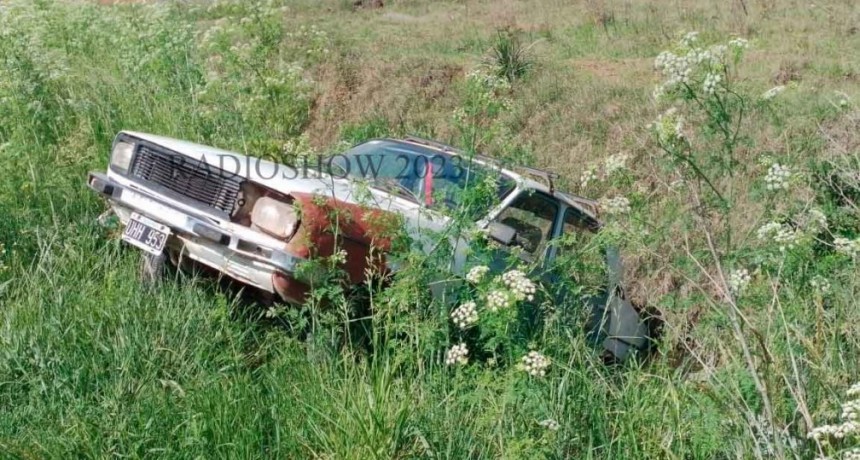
120;130;601;222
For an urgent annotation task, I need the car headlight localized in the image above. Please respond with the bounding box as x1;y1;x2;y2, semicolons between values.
251;196;298;240
111;141;135;173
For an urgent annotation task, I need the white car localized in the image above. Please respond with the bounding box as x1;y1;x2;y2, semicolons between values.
88;132;657;360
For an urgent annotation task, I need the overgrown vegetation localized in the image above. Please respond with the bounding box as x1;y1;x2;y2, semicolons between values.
1;0;859;458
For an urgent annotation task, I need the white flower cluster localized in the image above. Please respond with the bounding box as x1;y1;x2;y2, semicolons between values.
757;222;782;239
843;399;860;420
764;163;792;190
680;31;699;47
538;419;560;431
757;221;800;252
728;268;751;294
286;24;331;59
580;167;598;188
653;33;745;100
450;301;478;329
445;343;469;366
654;51;694;89
833;91;851;109
466;265;490;284
702;73;722;95
501;269;536;301
521;351;551;377
282;133;315;159
486;289;512;312
604;153;629;175
808;420;860;441
834;237;860;257
579;153;628;189
844;448;860;460
810;276;832;294
601;196;631;215
728;37;750;49
762;85;786;100
809;382;860;442
465;67;512;93
804;208;829;233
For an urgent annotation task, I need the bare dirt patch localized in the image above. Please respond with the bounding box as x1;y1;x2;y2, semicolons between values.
572;58;651;84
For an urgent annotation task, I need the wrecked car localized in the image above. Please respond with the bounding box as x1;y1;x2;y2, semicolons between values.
87;132;657;360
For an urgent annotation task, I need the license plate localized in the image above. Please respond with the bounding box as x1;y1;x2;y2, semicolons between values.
122;212;171;256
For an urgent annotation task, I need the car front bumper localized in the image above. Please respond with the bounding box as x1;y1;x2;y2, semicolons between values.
87;171;306;298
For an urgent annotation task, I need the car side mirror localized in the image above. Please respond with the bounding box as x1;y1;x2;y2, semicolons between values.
487;221;517;246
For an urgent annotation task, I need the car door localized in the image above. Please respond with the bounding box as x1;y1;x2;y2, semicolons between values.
546;205;652;360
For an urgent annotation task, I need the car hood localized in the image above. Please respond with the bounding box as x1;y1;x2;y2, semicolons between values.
125;131;453;234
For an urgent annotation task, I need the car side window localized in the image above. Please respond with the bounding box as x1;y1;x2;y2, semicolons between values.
493;191;559;261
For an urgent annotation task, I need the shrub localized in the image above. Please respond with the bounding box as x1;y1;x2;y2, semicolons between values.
486;27;535;84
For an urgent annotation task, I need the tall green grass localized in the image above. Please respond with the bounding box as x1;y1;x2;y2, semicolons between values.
0;1;858;459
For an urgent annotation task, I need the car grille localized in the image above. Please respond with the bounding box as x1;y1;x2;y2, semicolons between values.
129;144;243;216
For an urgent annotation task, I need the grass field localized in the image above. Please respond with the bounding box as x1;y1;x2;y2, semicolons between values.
1;0;859;458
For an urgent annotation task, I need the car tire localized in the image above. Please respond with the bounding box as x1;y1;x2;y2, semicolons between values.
139;252;167;286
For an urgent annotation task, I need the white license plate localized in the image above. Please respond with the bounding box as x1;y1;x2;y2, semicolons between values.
122;212;171;256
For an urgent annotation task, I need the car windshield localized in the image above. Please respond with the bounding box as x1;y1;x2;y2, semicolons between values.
330;140;516;217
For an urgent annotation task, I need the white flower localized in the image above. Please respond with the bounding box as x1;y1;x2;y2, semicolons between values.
835;91;851;108
834;237;860;257
757;221;800;252
654;51;693;93
580;167;598;188
521;351;551;377
538;419;560;431
757;222;782;240
486;289;512;312
810;276;831;294
680;31;699;47
450;301;478;329
845;448;860;460
604;153;629;175
445;343;469;366
501;269;536;302
728;268;751;294
808;420;856;440
804;208;828;232
764;163;792;191
762;85;786;100
601;196;631;215
702;73;722;95
728;37;749;49
465;265;489;284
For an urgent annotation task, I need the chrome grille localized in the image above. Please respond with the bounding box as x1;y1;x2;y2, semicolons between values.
129;144;243;215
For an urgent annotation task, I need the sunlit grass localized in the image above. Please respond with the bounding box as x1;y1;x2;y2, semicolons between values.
0;0;858;458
